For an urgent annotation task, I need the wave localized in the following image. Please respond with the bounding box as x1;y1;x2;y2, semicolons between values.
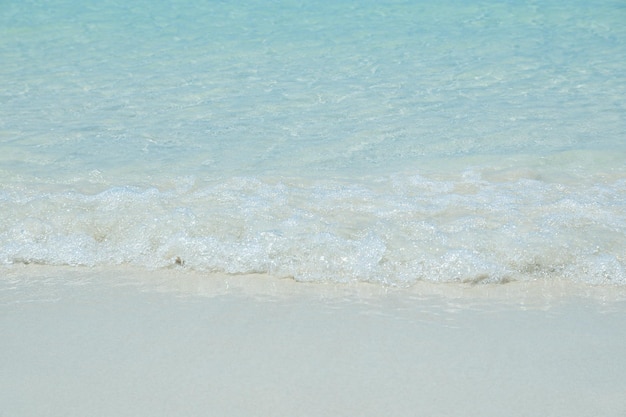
1;171;625;286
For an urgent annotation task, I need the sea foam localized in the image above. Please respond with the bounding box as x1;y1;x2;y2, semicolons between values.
2;169;624;285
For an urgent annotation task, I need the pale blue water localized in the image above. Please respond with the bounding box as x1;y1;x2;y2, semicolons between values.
1;0;625;285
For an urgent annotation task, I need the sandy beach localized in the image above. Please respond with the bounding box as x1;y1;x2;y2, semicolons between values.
3;1;625;415
2;265;625;417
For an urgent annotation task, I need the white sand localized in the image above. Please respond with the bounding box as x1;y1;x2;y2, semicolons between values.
2;265;626;416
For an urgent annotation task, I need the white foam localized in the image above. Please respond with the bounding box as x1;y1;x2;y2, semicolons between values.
1;170;624;286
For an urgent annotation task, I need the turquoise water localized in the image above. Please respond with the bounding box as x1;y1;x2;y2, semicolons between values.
1;0;625;284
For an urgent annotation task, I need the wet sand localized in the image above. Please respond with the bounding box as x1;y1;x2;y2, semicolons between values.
2;266;626;416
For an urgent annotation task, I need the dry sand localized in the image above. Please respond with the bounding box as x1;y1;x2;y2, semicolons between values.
2;265;626;416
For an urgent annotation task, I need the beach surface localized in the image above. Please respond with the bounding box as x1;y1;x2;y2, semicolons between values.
2;266;625;417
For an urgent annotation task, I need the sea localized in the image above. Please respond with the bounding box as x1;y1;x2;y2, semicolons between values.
1;0;625;286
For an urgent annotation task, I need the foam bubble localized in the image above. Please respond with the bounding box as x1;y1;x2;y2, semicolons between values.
1;172;625;286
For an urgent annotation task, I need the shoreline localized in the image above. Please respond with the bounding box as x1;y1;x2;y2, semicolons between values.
2;265;626;416
3;263;626;305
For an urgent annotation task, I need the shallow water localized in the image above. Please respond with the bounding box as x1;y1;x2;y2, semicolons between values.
1;0;625;285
